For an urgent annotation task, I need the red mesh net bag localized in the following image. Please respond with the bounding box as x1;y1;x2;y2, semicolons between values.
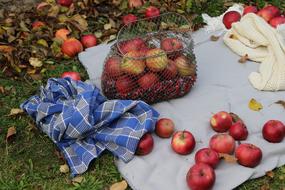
101;13;197;104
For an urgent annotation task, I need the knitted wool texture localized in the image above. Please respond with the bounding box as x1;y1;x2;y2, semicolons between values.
223;13;285;91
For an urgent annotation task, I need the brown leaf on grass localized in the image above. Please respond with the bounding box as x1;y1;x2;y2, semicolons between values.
266;171;274;178
30;74;43;81
219;153;237;163
72;176;84;185
110;180;128;190
210;35;220;41
275;100;285;109
54;150;64;160
0;86;5;94
6;126;16;142
248;98;263;111
59;164;69;173
238;54;249;63
8;108;24;116
0;45;15;53
260;184;270;190
67;14;88;32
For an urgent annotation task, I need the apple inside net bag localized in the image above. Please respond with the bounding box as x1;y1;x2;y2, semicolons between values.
101;13;197;104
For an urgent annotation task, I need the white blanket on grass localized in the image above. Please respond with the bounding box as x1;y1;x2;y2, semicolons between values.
224;13;285;91
78;29;285;190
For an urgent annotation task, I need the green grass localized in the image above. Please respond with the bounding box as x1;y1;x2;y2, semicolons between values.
1;0;285;189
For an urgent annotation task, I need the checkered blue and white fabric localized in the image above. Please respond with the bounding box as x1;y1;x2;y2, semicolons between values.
21;78;159;176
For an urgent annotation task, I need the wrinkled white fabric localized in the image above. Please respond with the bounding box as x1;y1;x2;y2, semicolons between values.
78;29;285;190
224;13;285;91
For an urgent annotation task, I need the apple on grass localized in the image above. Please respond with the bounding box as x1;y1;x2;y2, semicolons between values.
155;118;175;138
81;34;97;48
121;51;145;75
145;6;160;18
122;14;138;25
61;38;83;57
136;133;154;155
262;120;285;143
138;73;159;90
223;11;241;29
209;133;235;154
174;56;195;77
57;0;72;7
210;111;232;132
195;148;220;168
32;21;45;30
186;163;216;190
229;121;248;141
61;71;81;81
146;48;168;72
269;17;285;28
104;56;122;78
235;143;262;168
171;130;195;155
243;6;258;15
161;38;183;52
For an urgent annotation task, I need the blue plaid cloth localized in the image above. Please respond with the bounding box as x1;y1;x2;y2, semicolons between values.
20;78;159;176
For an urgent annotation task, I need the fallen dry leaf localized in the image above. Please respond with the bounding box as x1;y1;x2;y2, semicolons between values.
110;180;128;190
266;171;274;178
248;98;263;111
59;164;69;174
219;153;237;163
210;35;220;41
72;176;84;184
0;45;15;53
29;57;43;68
8;108;24;116
260;184;270;190
0;86;5;94
275;100;285;109
6;126;16;142
238;54;249;63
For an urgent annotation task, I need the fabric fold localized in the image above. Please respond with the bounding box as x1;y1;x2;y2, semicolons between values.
223;13;285;91
21;78;159;176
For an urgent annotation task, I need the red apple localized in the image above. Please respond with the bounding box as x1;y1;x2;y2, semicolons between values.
229;121;248;141
235;143;262;168
105;56;122;78
61;38;83;57
128;0;143;8
32;21;45;30
174;56;195;76
121;50;145;75
146;48;168;72
262;120;285;143
115;76;135;95
264;5;281;17
119;38;147;54
209;134;235;154
258;5;280;22
162;59;178;80
81;34;97;48
61;71;81;81
55;28;70;41
138;73;159;90
155;118;175;138
161;38;183;52
269;16;285;28
243;6;258;15
145;6;160;18
195;148;220;169
210;111;232;132
186;163;216;190
136;133;154;155
223;11;241;29
171;130;196;155
57;0;72;7
122;14;138;25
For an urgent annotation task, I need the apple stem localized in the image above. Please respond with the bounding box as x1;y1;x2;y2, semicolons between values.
180;130;185;140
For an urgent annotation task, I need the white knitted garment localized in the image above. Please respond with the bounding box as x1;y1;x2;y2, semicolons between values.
223;13;285;91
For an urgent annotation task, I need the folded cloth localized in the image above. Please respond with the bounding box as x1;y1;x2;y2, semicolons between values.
223;13;285;91
20;78;159;176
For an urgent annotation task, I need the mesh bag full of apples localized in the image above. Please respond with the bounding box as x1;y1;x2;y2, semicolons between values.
101;13;197;104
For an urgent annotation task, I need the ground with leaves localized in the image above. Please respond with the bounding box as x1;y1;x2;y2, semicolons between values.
1;0;285;189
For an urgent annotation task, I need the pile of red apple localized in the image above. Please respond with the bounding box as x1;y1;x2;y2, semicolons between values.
135;112;284;190
222;4;285;30
101;35;196;104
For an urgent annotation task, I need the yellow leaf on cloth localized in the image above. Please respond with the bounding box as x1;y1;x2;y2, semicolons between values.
110;180;128;190
223;13;285;91
219;153;237;163
248;98;263;111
